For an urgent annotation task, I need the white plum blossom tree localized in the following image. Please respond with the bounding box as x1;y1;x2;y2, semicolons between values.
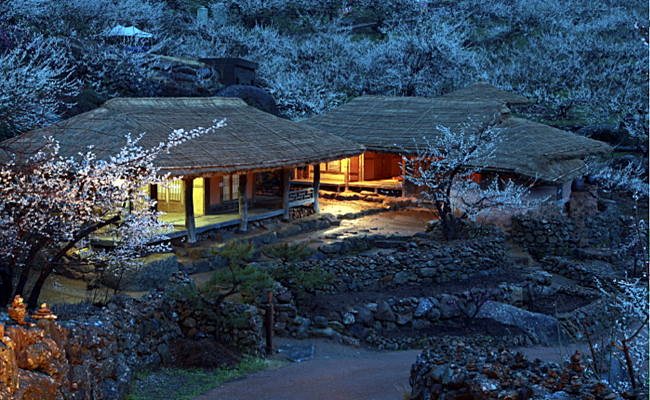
0;119;225;309
402;123;546;240
0;22;79;139
597;278;649;393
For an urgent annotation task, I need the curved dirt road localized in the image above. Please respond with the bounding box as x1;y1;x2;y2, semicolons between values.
193;338;418;400
192;338;580;400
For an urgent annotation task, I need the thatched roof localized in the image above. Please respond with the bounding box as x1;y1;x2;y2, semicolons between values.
301;94;612;184
301;96;510;154
481;118;612;183
3;97;365;177
439;81;532;106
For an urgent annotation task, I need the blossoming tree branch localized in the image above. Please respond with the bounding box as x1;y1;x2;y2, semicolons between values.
0;120;225;310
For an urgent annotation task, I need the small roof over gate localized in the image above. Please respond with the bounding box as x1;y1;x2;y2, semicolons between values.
3;97;365;177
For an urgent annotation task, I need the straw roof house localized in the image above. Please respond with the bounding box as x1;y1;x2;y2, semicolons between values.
4;97;365;240
301;83;611;185
5;97;364;176
438;81;532;106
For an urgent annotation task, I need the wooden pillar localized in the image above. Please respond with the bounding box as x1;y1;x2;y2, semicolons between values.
282;168;291;220
401;157;406;197
360;154;365;182
183;176;197;243
238;173;248;232
344;158;350;192
149;184;158;212
203;178;210;215
313;164;321;214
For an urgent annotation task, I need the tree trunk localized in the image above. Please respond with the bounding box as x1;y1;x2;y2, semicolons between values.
27;216;120;310
14;237;48;298
0;265;12;307
27;270;48;310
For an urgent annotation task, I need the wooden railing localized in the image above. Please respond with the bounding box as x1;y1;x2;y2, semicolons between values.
288;188;314;205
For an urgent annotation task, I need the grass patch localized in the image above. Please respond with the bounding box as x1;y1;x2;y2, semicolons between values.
126;356;288;400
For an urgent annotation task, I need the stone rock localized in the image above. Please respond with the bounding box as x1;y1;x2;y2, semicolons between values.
349;324;369;339
319;243;342;254
424;307;442;322
341;336;360;347
13;369;58;400
0;341;18;393
276;291;293;304
157;343;172;365
312;316;329;329
414;298;434;318
342;313;355;325
395;312;413;326
295;318;311;339
375;301;396;322
354;307;374;327
438;295;461;319
308;251;328;261
326;311;341;322
477;302;564;345
278;225;301;238
311;327;335;339
393;271;410;284
278;343;314;363
328;321;345;333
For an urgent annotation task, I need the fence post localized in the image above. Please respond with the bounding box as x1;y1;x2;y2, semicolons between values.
265;290;274;356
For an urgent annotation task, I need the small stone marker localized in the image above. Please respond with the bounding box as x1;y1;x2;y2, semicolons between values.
278;343;314;363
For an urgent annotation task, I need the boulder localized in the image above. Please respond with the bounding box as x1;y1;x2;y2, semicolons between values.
477;302;564;345
374;300;396;322
354;307;374;327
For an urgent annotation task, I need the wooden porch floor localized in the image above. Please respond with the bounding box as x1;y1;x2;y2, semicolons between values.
292;178;403;193
159;205;285;239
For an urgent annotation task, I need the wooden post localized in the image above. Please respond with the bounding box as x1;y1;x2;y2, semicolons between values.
238;173;248;232
401;157;406;197
282;168;291;220
265;290;274;356
183;176;197;243
203;178;210;215
149;184;158;212
360;153;365;182
344;158;350;192
312;164;321;214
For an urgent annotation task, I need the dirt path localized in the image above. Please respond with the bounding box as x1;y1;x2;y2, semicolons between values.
193;338;418;400
192;338;580;400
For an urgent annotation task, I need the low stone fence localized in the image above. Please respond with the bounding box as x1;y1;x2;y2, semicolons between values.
409;342;619;400
302;233;507;292
294;272;557;350
511;215;575;259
